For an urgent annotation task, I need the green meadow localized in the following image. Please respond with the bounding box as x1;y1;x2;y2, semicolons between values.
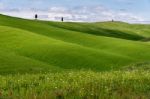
0;14;150;99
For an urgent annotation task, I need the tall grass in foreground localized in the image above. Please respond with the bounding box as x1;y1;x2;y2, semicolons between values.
0;70;150;99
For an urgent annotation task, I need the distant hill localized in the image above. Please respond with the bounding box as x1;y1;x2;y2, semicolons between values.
0;14;150;74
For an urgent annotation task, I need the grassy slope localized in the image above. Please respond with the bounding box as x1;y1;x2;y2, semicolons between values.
0;49;61;74
0;14;150;73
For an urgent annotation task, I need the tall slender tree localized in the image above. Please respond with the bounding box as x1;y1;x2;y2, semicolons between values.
35;14;38;20
61;17;64;22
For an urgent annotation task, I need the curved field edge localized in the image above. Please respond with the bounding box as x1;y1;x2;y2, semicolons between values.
0;14;150;73
0;26;137;72
0;70;149;99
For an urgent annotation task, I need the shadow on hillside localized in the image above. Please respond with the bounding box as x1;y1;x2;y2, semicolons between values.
48;22;145;41
141;37;150;42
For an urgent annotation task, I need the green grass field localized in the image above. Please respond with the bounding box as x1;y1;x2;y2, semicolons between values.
0;69;150;99
0;14;150;99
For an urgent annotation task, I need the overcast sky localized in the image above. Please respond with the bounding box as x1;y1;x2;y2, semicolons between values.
0;0;150;23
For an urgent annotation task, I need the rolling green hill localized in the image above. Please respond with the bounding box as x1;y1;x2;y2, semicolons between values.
0;14;150;74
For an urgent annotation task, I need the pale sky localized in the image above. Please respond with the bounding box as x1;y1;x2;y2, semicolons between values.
0;0;150;23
